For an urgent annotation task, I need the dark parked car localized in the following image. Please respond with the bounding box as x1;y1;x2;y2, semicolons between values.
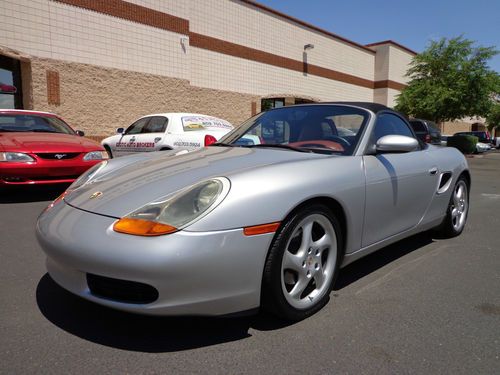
453;131;493;144
409;119;441;145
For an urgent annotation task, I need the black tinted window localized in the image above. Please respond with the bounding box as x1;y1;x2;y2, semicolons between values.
373;114;415;142
144;116;168;133
125;117;150;135
427;121;439;131
409;120;426;132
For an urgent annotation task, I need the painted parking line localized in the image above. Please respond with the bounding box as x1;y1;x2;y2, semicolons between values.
481;193;500;199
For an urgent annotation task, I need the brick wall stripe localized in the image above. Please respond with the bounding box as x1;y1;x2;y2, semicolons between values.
190;32;375;89
240;0;376;54
52;0;189;35
47;70;60;105
374;80;407;91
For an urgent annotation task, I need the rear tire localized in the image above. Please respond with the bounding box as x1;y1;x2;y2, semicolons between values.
435;176;469;238
261;204;342;321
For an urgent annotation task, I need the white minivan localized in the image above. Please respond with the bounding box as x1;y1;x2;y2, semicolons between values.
101;113;233;158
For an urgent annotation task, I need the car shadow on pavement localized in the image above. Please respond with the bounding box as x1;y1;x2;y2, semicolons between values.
36;274;292;353
0;185;69;203
36;232;434;353
334;232;434;290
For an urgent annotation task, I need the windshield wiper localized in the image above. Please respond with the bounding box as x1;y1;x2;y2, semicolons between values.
300;147;343;155
244;144;310;153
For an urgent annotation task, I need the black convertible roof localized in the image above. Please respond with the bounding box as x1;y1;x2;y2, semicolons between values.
324;102;391;113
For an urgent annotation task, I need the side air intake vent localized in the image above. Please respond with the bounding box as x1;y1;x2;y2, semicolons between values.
437;172;452;194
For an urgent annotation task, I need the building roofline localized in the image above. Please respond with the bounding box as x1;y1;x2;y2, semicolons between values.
239;0;376;54
365;40;418;55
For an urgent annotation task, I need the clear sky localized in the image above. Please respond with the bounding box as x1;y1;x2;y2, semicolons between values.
257;0;500;73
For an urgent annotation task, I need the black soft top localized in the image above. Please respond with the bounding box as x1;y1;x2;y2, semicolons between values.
324;102;391;113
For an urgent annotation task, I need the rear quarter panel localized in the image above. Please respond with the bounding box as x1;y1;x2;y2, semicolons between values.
422;145;469;224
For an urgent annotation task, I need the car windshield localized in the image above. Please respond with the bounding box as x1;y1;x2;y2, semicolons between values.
218;105;370;155
0;114;75;134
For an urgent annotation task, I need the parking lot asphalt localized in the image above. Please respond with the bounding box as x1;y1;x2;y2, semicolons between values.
1;152;499;374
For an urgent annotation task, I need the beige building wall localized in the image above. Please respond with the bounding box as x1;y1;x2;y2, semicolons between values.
372;45;391;82
441;121;472;135
0;0;190;80
371;42;415;107
387;46;413;84
127;0;190;19
386;88;402;108
189;0;375;81
190;48;373;101
441;117;486;135
27;57;257;136
373;88;388;105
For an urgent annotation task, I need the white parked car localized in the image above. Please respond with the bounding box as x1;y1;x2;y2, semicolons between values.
476;141;491;153
493;136;500;149
102;113;233;158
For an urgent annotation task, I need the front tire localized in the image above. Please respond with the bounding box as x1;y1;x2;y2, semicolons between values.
262;204;342;321
436;176;469;238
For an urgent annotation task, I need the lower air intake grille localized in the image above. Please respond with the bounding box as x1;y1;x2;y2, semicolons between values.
86;273;159;304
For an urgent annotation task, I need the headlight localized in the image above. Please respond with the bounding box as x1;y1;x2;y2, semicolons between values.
83;151;109;161
68;160;108;190
113;178;230;236
0;152;35;162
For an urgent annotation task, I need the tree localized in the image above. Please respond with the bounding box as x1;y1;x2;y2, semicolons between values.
486;102;500;131
395;36;499;124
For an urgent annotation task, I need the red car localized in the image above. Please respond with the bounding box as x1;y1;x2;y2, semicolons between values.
0;110;108;185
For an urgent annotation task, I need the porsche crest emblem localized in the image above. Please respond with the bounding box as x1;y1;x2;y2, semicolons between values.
89;191;103;199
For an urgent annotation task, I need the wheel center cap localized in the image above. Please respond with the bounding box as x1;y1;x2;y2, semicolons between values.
307;256;314;267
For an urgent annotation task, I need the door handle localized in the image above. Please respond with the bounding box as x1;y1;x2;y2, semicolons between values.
429;167;438;175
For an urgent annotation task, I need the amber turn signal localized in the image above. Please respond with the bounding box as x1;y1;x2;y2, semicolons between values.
243;222;281;236
113;218;177;236
44;190;69;212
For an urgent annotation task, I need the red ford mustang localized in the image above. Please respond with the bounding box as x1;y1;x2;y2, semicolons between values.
0;110;108;185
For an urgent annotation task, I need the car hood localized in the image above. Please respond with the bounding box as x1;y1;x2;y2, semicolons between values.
64;146;328;218
0;132;102;153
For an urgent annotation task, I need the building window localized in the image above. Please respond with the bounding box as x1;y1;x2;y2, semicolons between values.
295;98;315;105
261;98;285;111
0;55;23;109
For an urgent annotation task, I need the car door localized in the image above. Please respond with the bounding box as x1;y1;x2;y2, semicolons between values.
136;116;169;152
362;113;439;247
113;117;150;157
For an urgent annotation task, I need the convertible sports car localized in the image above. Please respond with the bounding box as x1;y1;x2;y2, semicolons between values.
36;103;470;321
0;110;108;185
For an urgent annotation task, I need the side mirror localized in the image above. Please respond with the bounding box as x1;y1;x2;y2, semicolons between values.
376;135;418;153
116;127;124;134
76;130;85;137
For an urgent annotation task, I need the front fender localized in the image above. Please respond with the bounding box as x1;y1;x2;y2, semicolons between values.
188;156;366;254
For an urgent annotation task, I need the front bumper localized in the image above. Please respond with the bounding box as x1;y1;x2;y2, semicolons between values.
36;201;274;316
0;158;102;185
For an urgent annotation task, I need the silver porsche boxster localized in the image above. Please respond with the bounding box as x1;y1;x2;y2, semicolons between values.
36;103;470;321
